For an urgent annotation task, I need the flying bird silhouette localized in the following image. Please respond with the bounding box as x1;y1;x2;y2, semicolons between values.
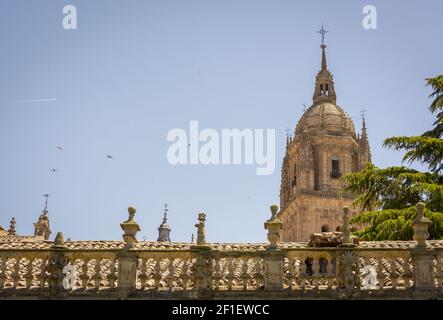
56;146;63;151
50;169;58;173
106;155;113;159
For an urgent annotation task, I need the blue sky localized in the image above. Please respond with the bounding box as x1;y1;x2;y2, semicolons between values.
0;0;441;243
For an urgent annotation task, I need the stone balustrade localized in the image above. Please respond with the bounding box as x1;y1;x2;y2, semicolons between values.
0;203;442;299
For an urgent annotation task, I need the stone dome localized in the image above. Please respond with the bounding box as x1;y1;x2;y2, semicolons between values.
295;102;356;137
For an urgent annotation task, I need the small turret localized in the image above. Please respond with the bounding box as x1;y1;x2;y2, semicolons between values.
157;203;171;242
312;26;337;106
33;194;51;240
8;217;16;236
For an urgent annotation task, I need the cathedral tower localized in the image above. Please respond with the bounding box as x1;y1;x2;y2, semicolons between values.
278;28;371;242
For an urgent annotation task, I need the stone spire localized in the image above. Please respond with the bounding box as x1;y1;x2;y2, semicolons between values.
321;42;327;71
33;194;51;240
279;147;290;210
313;26;336;105
358;111;372;169
157;203;171;242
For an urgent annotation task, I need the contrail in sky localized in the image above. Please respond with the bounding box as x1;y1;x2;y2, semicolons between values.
8;98;57;104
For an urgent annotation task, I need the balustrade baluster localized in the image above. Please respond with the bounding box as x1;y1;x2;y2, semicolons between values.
0;257;7;290
139;258;147;290
311;258;319;290
80;259;90;290
300;256;307;292
212;259;222;291
241;258;249;290
390;259;399;289
180;259;190;290
94;259;102;290
327;257;334;290
12;258;20;289
25;258;34;289
377;257;385;290
167;260;175;291
107;258;117;289
38;258;47;289
402;258;412;289
286;259;295;290
252;258;262;290
153;260;161;290
227;257;234;290
437;256;443;290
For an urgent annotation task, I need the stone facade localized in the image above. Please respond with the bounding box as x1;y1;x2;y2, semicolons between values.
278;42;371;242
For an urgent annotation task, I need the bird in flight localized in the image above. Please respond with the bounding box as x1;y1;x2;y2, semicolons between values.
106;155;113;159
56;146;63;151
50;169;58;173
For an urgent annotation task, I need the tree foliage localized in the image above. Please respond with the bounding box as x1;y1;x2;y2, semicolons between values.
343;75;443;240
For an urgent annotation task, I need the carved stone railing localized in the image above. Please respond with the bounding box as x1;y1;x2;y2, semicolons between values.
0;250;51;294
1;241;442;299
135;249;196;297
280;245;417;298
0;203;442;299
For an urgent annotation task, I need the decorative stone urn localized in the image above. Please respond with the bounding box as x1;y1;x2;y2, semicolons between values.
412;202;432;248
120;207;141;248
195;213;207;246
339;206;356;248
264;205;283;249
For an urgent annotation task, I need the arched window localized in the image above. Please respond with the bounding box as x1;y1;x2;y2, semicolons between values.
331;156;341;179
321;225;329;232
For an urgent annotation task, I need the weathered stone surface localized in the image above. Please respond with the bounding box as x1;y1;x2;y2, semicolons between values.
308;232;359;247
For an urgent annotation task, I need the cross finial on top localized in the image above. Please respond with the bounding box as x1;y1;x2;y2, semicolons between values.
317;25;328;45
42;194;49;213
360;108;367;118
163;203;168;220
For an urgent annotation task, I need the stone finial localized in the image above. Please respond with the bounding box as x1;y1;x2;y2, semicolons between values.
125;207;136;222
120;207;141;248
194;213;206;246
270;205;278;220
339;206;356;247
52;232;66;249
7;217;16;236
413;202;432;248
264;205;283;248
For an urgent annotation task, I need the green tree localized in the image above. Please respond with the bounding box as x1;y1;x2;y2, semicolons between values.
342;75;443;240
